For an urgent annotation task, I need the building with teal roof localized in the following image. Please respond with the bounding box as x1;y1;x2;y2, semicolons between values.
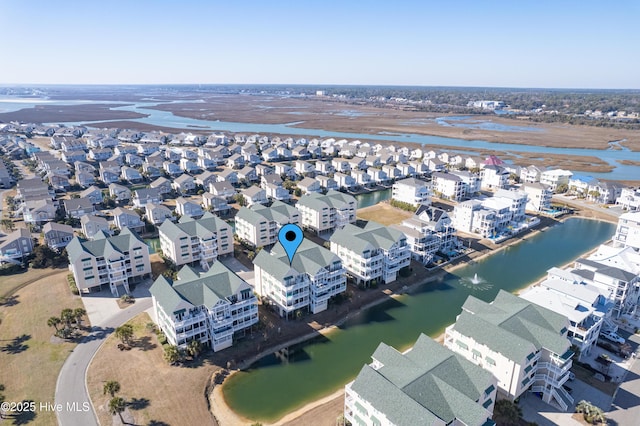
150;261;258;351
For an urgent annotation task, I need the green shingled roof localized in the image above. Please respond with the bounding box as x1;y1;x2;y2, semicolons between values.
66;227;146;262
253;239;340;279
331;221;405;253
454;290;570;360
352;334;493;426
150;261;251;311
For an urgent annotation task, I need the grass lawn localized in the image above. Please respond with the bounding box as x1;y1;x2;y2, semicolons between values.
0;267;68;301
356;202;414;226
0;268;85;426
87;313;220;426
572;364;619;396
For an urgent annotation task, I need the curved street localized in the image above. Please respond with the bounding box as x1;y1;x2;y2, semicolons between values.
55;297;152;426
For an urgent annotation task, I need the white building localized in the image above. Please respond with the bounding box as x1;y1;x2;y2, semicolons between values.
391;205;457;266
613;211;640;251
345;334;497;426
520;165;542;184
540;169;573;192
66;228;151;297
480;165;509;190
391;178;432;207
522;183;552;212
453;200;499;238
253;239;347;317
150;262;258;352
445;291;574;411
296;190;357;235
616;187;640;211
235;201;300;248
331;221;410;285
159;213;233;271
520;268;610;360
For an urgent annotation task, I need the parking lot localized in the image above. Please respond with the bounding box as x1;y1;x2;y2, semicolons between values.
520;329;639;425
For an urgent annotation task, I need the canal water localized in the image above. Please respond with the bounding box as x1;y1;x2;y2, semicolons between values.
355;188;391;209
222;218;616;421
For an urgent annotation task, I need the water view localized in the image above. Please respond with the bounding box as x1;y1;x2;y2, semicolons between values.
222;218;616;421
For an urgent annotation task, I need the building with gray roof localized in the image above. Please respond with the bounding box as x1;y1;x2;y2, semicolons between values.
253;239;346;317
235;201;300;248
445;291;574;411
66;227;151;296
345;333;497;426
331;221;410;285
296;190;356;235
150;262;258;352
159;212;232;270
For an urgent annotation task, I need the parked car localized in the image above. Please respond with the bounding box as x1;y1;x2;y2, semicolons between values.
601;331;625;344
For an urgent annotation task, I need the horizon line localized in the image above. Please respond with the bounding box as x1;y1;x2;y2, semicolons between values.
1;83;640;92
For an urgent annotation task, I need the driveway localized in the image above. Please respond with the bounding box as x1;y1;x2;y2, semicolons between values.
55;281;154;426
608;333;640;425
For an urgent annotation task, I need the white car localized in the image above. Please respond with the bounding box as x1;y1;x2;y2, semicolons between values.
601;331;625;344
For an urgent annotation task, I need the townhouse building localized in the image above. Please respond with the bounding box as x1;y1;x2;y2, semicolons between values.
445;291;574;411
159;212;233;271
0;228;34;262
150;262;259;352
253;239;347;317
613;211;640;250
296;190;357;235
391;205;457;266
432;172;465;201
540;169;573;192
235;201;300;248
521;268;610;360
80;214;111;239
331;221;410;285
345;334;497;426
66;227;151;297
522;183;552;212
392;178;431;207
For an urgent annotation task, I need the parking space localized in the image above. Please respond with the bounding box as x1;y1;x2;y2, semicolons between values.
81;278;153;326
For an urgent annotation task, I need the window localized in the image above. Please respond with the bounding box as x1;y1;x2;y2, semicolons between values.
485;356;496;366
456;340;469;351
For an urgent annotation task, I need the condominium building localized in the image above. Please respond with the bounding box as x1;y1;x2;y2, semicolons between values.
522;183;552;212
453;200;499;238
296;190;357;235
66;227;151;297
331;221;410;285
391;177;432;207
345;334;497;426
493;188;528;224
432;171;464;201
540;169;573;192
150;262;258;352
453;191;528;239
391;205;457;265
445;291;574;411
520;268;609;360
480;165;509;190
253;239;346;317
616;187;640;211
613;211;640;251
235;201;300;248
159;212;233;271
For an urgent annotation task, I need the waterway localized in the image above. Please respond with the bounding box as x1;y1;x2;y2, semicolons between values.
1;97;639;180
355;188;391;209
222;218;616;422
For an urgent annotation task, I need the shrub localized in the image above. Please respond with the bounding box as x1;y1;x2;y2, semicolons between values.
0;263;25;276
67;274;80;295
389;199;417;212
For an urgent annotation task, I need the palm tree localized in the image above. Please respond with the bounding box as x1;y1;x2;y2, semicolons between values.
60;308;74;329
115;324;134;347
108;396;126;423
103;380;121;398
73;308;87;328
163;345;181;365
47;316;62;332
186;340;203;359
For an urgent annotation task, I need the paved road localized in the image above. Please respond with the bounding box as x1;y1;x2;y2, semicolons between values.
55;299;152;426
552;195;624;219
608;333;640;425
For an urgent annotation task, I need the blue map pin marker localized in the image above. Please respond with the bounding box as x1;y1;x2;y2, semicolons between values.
278;223;303;265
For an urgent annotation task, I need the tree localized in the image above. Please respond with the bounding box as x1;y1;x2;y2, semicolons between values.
493;399;522;426
60;308;75;329
74;308;87;328
115;324;134;347
47;316;62;332
556;183;569;194
576;400;606;425
0;219;15;232
186;340;203;359
163;345;182;365
103;380;121;398
108;396;126;423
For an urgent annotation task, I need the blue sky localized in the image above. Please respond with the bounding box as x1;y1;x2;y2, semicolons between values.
1;0;638;88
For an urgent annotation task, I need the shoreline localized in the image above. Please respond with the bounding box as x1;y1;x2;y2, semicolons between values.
212;210;615;425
